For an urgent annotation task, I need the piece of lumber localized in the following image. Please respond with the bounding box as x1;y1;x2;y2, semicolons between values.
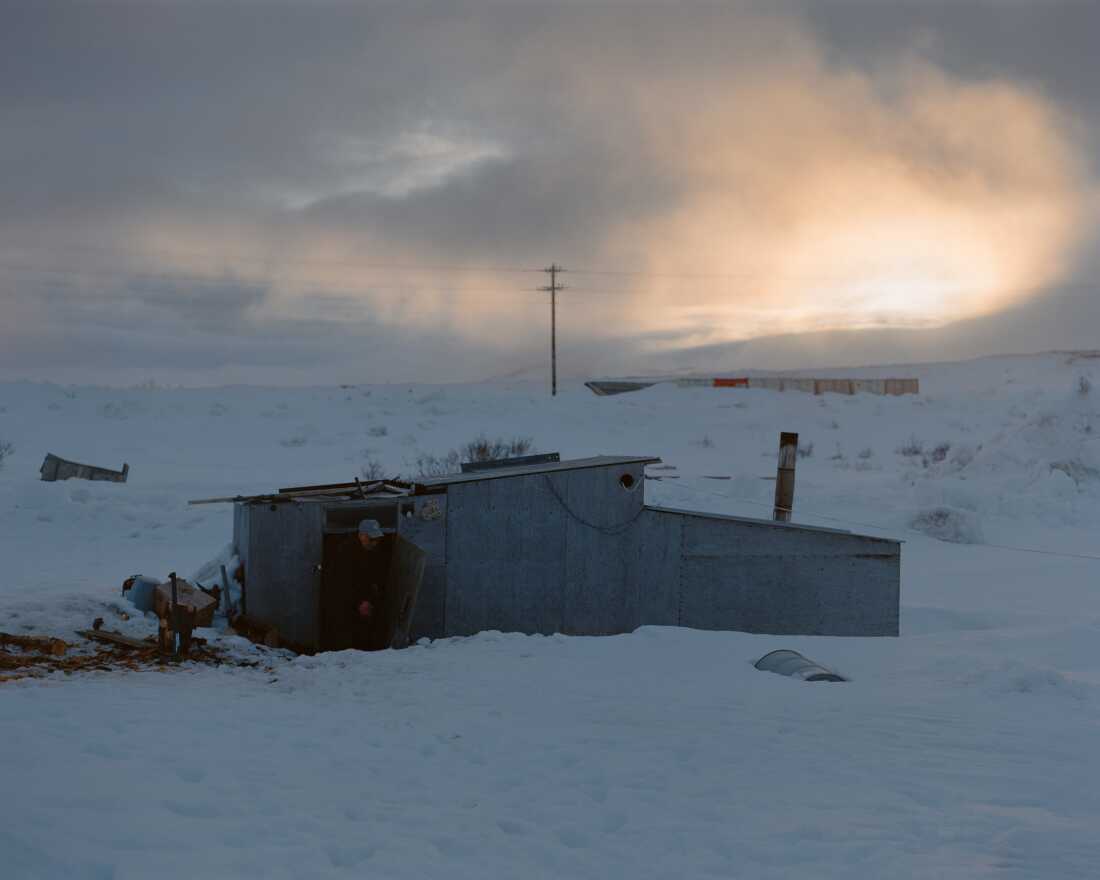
75;629;152;650
187;494;260;506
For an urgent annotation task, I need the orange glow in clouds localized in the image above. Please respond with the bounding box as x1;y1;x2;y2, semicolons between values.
613;62;1088;348
123;49;1088;354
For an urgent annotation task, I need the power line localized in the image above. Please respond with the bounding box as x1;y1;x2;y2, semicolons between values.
0;262;544;299
1;242;543;276
6;244;1100;296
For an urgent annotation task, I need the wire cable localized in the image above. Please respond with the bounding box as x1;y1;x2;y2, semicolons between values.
542;475;646;535
647;473;1100;562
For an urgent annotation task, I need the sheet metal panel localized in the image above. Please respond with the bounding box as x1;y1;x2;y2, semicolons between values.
232;502;250;586
629;508;682;627
39;453;129;483
386;535;428;649
559;462;647;634
585;380;659;396
884;378;920;395
676;514;899;636
851;378;886;395
461;452;561;473
245;501;326;649
444;473;567;636
644;505;859;537
398;496;448;641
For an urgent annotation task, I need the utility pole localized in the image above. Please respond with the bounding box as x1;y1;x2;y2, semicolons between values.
539;264;565;395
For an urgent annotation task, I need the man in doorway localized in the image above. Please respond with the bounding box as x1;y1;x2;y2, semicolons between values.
353;519;392;649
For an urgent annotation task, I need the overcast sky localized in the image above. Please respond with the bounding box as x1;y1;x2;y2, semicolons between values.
2;1;1097;385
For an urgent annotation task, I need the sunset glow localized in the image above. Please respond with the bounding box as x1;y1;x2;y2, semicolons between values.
0;3;1094;384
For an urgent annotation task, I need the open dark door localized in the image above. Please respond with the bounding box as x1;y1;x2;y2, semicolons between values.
320;532;426;651
385;535;427;649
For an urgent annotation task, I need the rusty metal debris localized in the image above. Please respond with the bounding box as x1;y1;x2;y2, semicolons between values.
0;631;69;656
40;453;129;483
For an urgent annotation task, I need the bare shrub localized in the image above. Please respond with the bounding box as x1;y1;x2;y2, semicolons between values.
0;441;12;471
698;434;714;448
368;425;388;438
797;441;814;459
414;450;463;478
950;444;976;469
360;457;387;480
462;434;533;462
857;447;874;460
415;434;535;478
1077;374;1092;397
930;442;951;463
1051;459;1100;486
910;507;984;544
896;435;923;457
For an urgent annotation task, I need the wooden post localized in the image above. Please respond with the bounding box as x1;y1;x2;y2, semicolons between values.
219;564;232;615
773;432;798;523
539;264;565;396
551;270;557;397
169;571;180;656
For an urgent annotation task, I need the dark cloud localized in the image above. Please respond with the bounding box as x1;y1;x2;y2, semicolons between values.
800;1;1100;148
302;151;678;264
0;2;1097;384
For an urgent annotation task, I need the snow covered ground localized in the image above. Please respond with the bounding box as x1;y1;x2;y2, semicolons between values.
2;352;1099;878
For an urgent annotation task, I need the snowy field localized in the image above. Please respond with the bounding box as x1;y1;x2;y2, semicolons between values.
2;352;1099;878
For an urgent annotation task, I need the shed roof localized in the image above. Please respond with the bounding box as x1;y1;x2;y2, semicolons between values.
645;505;903;545
415;455;660;488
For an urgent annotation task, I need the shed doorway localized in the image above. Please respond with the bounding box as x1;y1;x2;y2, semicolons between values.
319;499;427;653
320;531;395;651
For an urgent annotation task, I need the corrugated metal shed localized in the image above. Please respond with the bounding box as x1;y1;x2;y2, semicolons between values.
229;455;901;651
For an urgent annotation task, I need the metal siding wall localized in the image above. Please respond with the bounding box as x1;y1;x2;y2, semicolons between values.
629;508;683;626
851;378;884;395
675;514;899;636
560;463;646;634
816;378;855;395
784;378;816;393
884;378;920;395
245;502;325;648
232;503;250;581
398;496;448;641
444;474;567;636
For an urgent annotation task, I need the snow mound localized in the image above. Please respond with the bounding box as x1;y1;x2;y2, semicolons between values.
967;661;1093;701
